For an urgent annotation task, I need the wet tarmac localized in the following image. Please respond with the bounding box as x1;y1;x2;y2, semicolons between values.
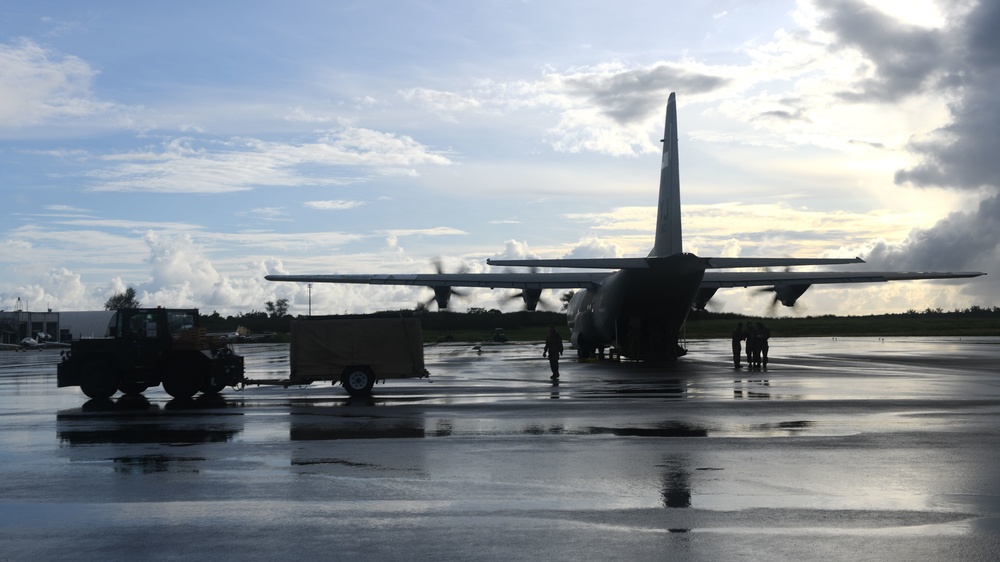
2;337;1000;560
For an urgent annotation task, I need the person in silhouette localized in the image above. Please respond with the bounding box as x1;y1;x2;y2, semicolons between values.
543;325;564;380
731;322;746;368
756;322;770;368
744;322;758;368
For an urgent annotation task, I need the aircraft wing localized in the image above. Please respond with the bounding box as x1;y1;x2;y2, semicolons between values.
265;272;610;290
701;270;986;289
486;256;865;270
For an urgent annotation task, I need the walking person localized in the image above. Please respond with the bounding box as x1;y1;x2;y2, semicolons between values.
731;322;746;368
543;325;564;380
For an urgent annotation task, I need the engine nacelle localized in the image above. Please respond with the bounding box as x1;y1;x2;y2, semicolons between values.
432;286;452;309
520;288;542;311
774;284;811;307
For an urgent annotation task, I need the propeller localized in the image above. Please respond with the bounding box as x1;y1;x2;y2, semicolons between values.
752;286;783;315
500;288;559;311
497;266;557;311
752;283;811;314
750;265;795;315
419;258;470;310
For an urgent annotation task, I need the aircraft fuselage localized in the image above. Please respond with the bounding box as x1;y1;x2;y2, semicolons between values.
567;254;706;360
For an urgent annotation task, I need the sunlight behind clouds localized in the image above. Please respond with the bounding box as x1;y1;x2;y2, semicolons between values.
0;0;995;317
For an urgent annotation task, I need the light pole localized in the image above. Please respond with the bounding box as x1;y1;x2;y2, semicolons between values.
308;283;312;317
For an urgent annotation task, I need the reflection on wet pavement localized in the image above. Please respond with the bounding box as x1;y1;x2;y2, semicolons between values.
2;337;999;559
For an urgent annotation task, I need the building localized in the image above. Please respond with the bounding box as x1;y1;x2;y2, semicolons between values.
57;311;116;341
0;310;60;345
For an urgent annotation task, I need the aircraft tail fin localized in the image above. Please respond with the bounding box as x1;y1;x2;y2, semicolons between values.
648;92;682;258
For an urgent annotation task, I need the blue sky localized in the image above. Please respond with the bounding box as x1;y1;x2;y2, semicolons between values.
2;0;998;317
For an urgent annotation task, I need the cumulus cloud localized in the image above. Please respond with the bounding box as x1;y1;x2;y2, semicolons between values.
489;239;540;266
399;61;730;157
0;39;119;127
122;232;298;313
0;267;97;312
557;63;728;126
688;0;1000;307
774;0;1000;193
562;238;622;259
817;0;950;103
893;3;1000;190
802;1;1000;302
861;193;1000;270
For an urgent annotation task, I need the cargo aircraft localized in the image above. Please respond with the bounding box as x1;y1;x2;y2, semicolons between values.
267;93;984;360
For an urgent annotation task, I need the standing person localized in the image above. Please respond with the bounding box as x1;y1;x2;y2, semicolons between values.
756;322;770;369
543;325;564;380
731;322;746;369
744;323;758;369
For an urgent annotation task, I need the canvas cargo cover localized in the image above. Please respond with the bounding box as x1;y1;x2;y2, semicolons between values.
290;317;425;380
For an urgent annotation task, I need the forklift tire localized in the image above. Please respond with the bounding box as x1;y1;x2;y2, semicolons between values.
162;359;201;399
119;381;149;395
80;360;119;400
342;367;375;397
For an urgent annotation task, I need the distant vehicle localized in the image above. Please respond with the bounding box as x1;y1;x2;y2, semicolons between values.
19;337;44;351
57;308;245;400
0;333;69;351
492;328;508;343
267;93;985;361
248;316;427;397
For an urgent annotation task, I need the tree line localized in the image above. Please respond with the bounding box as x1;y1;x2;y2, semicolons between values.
104;287;1000;338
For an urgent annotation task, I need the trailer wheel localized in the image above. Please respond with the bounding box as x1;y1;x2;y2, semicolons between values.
162;359;201;399
342;367;375;397
80;360;119;400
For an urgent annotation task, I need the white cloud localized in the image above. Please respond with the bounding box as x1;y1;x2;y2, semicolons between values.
0;39;120;127
1;1;994;319
248;207;291;221
86;127;453;193
400;88;482;121
304;200;366;210
44;204;90;213
563;238;623;259
284;105;335;123
377;227;467;237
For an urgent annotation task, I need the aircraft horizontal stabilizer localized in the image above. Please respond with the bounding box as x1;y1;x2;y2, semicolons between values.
486;258;650;269
487;256;864;270
705;257;864;269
